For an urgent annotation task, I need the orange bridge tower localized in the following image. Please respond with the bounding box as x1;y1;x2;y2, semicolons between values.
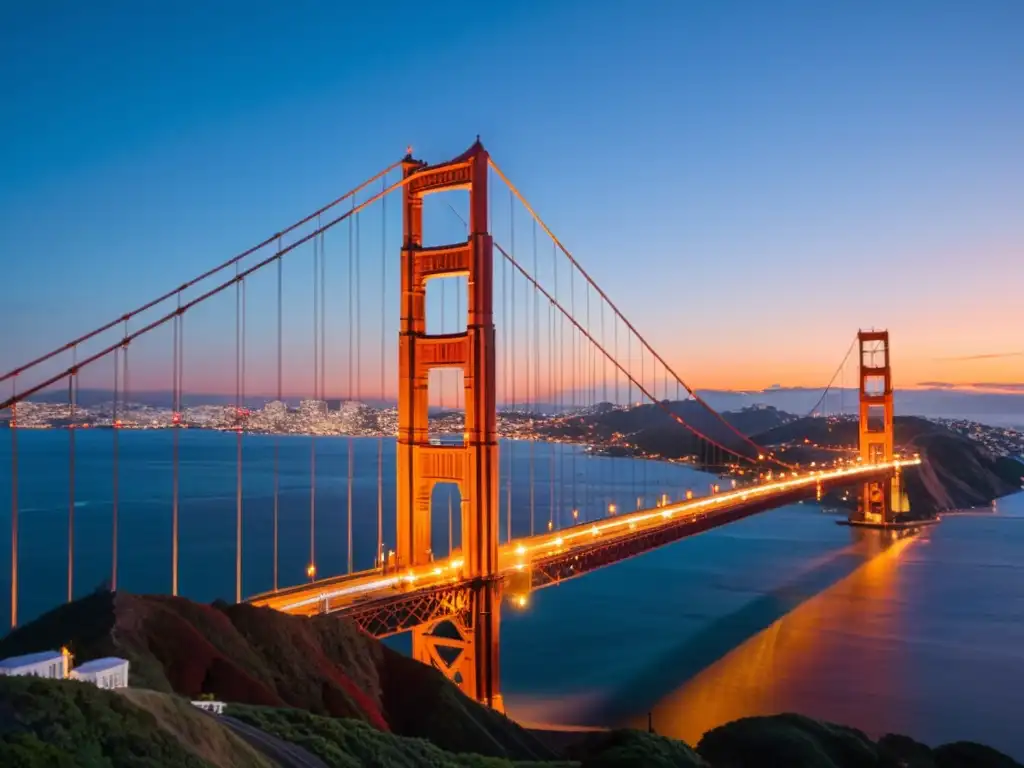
396;141;502;709
856;330;908;523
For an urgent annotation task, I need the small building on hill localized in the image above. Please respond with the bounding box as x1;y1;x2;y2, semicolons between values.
0;648;71;679
69;657;130;689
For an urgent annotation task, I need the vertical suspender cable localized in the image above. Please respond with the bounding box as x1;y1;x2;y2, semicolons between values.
310;220;319;580
529;219;537;536
548;299;555;529
501;180;511;544
508;188;515;539
274;236;282;590
601;299;608;514
235;265;244;603
378;177;386;569
352;210;361;574
120;325;130;584
642;343;648;498
629;331;636;507
68;347;76;603
9;377;17;627
559;272;567;525
585;284;591;516
347;201;355;573
612;311;618;515
111;347;119;592
569;263;577;520
171;293;180;596
110;347;118;593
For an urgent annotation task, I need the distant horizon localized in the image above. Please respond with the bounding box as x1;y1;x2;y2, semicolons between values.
16;384;1024;427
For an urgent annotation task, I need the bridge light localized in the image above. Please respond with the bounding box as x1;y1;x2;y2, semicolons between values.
572;508;579;521
590;526;599;536
608;503;617;515
433;567;442;576
628;521;637;530
514;594;528;609
515;544;526;556
554;537;564;548
547;520;553;531
306;563;317;581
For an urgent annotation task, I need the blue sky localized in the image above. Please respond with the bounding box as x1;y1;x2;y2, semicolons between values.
2;1;1022;394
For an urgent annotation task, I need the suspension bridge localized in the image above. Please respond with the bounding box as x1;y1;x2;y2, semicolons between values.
1;139;919;710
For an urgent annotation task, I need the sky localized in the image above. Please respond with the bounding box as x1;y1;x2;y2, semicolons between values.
1;1;1023;399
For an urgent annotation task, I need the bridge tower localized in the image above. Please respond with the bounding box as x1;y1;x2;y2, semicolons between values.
856;330;908;523
396;141;502;709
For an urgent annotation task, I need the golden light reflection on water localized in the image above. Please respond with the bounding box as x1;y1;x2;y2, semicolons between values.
626;529;921;745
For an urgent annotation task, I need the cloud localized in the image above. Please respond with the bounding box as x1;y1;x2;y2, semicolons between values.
968;382;1024;393
915;381;1024;394
936;351;1024;361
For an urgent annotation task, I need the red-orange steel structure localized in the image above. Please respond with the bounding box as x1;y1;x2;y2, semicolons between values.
396;141;502;709
857;330;906;523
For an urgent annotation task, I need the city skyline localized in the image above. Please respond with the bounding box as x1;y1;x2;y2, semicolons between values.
2;1;1023;393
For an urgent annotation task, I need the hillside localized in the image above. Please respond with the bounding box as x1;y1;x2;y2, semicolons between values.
1;593;1021;767
0;590;554;762
753;416;1024;513
539;402;793;462
0;675;231;767
2;675;1020;767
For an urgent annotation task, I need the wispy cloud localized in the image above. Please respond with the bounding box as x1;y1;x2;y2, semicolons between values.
915;381;1024;394
935;351;1024;361
968;382;1024;393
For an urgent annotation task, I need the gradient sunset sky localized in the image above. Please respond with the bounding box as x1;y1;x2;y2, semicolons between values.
2;1;1022;395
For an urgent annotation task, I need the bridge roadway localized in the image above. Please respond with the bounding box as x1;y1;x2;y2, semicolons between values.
248;458;920;635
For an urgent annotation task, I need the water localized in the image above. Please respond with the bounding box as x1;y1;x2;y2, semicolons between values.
1;431;1023;757
0;429;703;624
501;495;1024;758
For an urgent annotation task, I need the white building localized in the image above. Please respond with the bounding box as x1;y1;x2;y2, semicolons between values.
69;657;130;689
0;649;70;679
192;700;226;714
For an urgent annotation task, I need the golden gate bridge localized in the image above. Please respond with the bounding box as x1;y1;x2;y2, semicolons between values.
0;139;918;710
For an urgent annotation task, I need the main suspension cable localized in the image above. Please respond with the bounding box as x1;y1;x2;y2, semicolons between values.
489;159;779;467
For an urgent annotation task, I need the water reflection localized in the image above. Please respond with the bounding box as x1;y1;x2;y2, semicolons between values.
627;528;921;744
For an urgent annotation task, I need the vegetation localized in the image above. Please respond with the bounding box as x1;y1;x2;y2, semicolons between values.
119;688;274;768
2;593;1021;767
0;675;212;767
695;713;1023;768
0;591;554;762
226;704;573;767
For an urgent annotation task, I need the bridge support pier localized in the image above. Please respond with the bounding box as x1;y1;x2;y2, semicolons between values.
397;141;502;707
411;580;503;710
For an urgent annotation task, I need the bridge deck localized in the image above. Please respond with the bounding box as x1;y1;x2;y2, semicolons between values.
247;459;918;632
